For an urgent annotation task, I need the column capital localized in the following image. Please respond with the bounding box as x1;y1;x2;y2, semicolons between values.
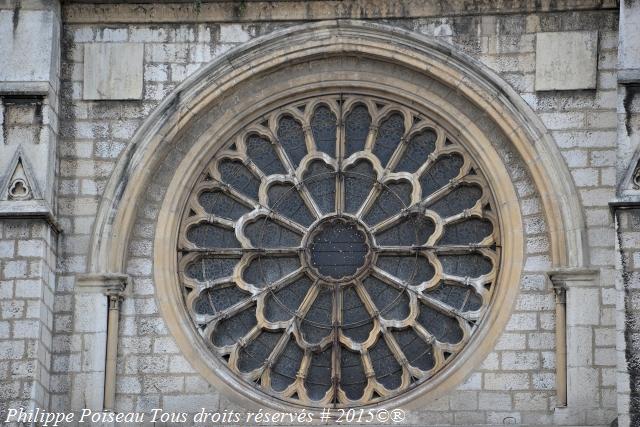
548;268;599;287
76;273;129;297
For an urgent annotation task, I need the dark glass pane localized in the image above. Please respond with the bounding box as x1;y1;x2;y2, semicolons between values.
300;287;332;344
186;223;239;248
424;282;482;312
271;337;304;392
394;129;437;173
344;160;376;214
305;347;332;400
416;302;463;344
363;181;412;227
342;286;373;343
264;276;313;322
245;133;286;175
242;256;300;288
193;284;249;315
218;159;260;200
375;255;435;285
268;183;315;226
428;185;482;218
345;104;371;157
311;105;337;157
373;113;404;167
363;276;409;321
439;254;493;277
439;218;493;245
238;331;282;373
374;214;435;246
277;115;307;167
370;338;402;390
419;154;464;198
340;349;367;400
212;306;257;347
303;161;335;214
184;256;239;281
244;217;302;248
309;221;368;279
198;189;251;220
393;328;435;371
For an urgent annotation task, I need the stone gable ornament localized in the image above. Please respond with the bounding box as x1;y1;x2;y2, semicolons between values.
1;147;42;202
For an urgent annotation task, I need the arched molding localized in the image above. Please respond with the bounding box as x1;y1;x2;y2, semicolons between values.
84;19;588;410
88;20;586;276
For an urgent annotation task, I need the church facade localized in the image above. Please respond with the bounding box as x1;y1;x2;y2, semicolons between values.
1;1;640;426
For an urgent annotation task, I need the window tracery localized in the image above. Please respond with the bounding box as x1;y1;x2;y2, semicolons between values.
178;94;500;407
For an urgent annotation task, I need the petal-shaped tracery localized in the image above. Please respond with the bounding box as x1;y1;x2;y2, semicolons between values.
178;94;501;407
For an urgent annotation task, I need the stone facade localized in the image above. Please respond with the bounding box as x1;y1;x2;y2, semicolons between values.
0;1;639;426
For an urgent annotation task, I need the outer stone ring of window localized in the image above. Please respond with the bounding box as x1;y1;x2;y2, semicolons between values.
176;93;502;408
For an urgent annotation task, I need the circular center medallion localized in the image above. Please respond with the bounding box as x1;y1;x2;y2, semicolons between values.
306;216;372;281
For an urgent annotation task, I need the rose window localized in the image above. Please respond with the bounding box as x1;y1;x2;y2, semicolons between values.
178;94;500;407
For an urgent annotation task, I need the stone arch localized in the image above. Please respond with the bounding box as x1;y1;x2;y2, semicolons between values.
85;20;588;409
88;20;586;276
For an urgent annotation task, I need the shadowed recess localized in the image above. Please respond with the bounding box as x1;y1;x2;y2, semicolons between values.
311;105;337;157
305;347;332;401
376;255;435;286
242;256;300;288
394;129;437;173
439;218;493;245
184;256;239;281
238;330;283;373
419;153;464;198
244;217;302;248
213;306;257;347
416;302;463;344
186;223;240;248
218;159;261;200
393;328;435;371
340;348;367;400
344;160;376;214
303;161;335;214
370;338;403;390
374;214;435;246
193;284;250;315
277;115;307;167
345;104;371;157
439;254;493;277
271;337;304;392
364;276;410;321
245;133;286;176
300;287;333;344
428;185;482;218
264;275;313;322
268;183;315;226
198;189;251;220
373;112;405;167
342;286;374;343
363;181;412;226
424;282;482;312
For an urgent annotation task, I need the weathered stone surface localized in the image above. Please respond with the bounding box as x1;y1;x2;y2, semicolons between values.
535;31;598;90
83;43;143;100
0;9;57;82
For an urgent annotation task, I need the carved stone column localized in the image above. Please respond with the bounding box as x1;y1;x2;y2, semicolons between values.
74;274;128;411
549;268;600;422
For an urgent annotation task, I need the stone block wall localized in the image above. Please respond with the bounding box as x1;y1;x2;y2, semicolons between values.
0;0;634;425
0;219;57;413
44;4;621;425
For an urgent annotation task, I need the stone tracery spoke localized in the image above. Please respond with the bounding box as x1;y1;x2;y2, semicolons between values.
178;93;500;407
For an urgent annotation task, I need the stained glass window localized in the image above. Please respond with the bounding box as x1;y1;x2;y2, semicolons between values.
178;95;500;407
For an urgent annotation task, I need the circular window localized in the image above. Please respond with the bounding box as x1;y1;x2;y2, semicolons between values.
177;94;500;407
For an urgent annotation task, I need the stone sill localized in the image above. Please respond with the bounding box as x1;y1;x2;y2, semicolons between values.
0;199;62;233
